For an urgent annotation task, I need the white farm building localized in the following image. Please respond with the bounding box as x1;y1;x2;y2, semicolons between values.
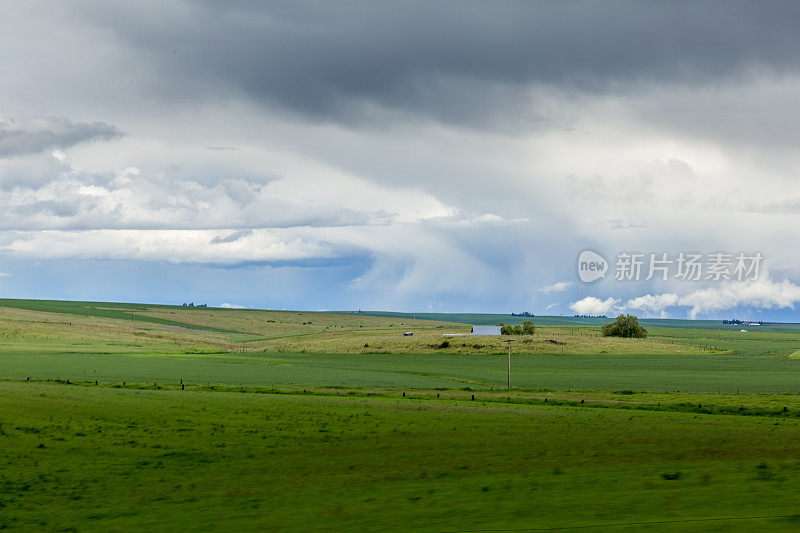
470;326;502;335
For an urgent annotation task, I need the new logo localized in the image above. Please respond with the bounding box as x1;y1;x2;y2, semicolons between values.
577;250;608;283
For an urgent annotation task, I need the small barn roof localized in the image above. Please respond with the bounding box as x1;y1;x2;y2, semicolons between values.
470;325;502;336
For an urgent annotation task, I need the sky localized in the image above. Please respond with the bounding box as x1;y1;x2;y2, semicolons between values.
2;1;800;320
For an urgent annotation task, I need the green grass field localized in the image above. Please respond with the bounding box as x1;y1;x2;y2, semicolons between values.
0;298;721;358
7;352;800;392
2;298;800;392
3;298;800;530
3;383;800;531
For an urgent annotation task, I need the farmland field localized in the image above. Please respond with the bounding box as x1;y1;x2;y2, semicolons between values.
4;383;800;531
3;298;800;392
3;298;800;530
8;352;800;392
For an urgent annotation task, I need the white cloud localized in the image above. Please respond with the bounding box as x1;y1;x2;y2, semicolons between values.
540;281;572;294
581;279;800;320
0;272;9;277
569;296;620;316
677;279;800;318
0;153;458;231
0;229;333;264
625;293;679;317
0;223;509;304
219;302;245;309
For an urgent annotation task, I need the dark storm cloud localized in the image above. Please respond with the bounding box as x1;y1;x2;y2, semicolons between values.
77;0;800;126
0;117;121;158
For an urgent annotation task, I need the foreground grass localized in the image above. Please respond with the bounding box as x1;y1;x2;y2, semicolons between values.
6;351;800;392
2;382;800;531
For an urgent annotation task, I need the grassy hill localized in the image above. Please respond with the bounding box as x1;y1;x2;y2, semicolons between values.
0;298;711;358
3;298;800;530
338;310;800;331
1;298;800;392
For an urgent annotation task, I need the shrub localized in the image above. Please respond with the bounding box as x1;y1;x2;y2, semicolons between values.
601;314;648;338
501;320;535;335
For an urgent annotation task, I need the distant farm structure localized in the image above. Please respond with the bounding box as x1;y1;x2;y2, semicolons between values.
470;326;502;336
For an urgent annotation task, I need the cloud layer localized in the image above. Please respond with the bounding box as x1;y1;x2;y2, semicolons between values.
75;2;800;127
569;279;800;319
2;2;800;315
0;116;120;159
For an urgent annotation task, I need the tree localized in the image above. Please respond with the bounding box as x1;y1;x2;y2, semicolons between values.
501;320;535;335
601;314;647;338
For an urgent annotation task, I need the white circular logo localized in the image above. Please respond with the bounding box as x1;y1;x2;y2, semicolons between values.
577;250;608;283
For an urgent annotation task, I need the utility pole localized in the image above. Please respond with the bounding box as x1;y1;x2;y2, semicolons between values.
505;339;513;388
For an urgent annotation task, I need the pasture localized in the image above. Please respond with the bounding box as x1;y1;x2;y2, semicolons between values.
3;383;800;531
3;298;800;392
0;298;734;358
3;298;800;530
7;352;800;392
